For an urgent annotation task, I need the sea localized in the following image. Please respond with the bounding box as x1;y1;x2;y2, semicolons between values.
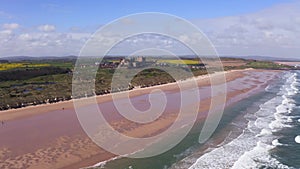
94;70;300;169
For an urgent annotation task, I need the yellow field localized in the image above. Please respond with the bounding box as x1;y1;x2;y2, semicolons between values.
157;59;199;65
0;63;50;71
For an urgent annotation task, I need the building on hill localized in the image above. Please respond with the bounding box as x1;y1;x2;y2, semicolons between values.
120;56;147;68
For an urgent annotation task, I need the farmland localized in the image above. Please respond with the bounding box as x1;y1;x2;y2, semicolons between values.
0;63;51;71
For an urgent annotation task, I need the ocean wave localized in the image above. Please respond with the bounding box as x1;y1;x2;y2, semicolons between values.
256;128;272;137
187;133;257;169
185;71;297;169
232;71;298;168
272;139;287;146
92;156;123;168
268;73;297;132
231;142;289;169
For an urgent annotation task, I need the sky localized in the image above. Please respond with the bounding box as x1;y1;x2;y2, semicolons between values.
0;0;299;58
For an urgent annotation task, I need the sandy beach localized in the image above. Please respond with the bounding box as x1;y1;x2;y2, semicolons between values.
0;69;245;121
0;69;280;169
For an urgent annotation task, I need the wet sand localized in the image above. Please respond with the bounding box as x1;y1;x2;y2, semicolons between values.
0;69;280;169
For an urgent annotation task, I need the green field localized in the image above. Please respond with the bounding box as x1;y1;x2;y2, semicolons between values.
157;59;200;65
0;63;51;71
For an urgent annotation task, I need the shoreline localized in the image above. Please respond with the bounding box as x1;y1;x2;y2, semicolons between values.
64;69;280;169
0;68;281;169
0;68;250;121
84;77;277;169
84;69;281;169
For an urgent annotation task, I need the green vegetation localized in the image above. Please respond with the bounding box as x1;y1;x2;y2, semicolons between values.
0;60;73;109
47;61;74;69
245;60;290;69
0;57;295;110
0;63;50;71
0;67;71;81
157;59;199;65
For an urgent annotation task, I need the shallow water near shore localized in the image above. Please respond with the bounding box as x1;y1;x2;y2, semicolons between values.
92;84;273;169
0;70;282;169
181;70;300;169
95;70;300;169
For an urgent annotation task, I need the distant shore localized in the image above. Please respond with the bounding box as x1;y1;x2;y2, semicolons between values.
0;68;281;169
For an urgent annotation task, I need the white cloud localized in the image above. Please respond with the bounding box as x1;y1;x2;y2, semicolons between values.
0;30;92;56
192;1;300;58
18;33;32;41
106;34;193;56
2;23;19;30
0;29;14;44
1;1;300;58
0;29;13;35
38;24;56;32
0;11;13;19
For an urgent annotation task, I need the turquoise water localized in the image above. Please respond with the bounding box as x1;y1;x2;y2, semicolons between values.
186;70;300;169
94;86;270;169
94;70;300;169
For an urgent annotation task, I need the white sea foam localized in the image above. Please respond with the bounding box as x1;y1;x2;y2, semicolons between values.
231;141;289;169
232;71;298;168
268;72;297;132
256;128;272;137
91;146;148;168
286;73;299;96
186;71;297;169
92;156;122;168
187;133;257;169
265;84;271;92
295;136;300;144
272;139;285;146
187;96;277;169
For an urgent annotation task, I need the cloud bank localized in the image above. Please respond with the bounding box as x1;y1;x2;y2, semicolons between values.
38;24;56;32
192;1;300;58
0;1;299;58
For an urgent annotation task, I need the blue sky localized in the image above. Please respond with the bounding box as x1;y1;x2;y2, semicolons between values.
0;0;300;58
0;0;294;30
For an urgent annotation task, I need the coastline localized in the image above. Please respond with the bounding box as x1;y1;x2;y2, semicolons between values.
0;68;281;169
82;69;282;169
0;68;248;121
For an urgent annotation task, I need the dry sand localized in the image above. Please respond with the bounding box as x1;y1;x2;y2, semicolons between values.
0;69;281;169
0;69;246;121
